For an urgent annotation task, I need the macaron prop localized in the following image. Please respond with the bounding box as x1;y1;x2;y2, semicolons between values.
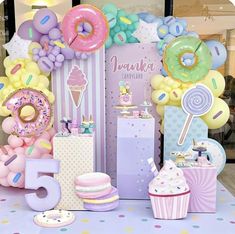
83;187;119;211
75;172;112;199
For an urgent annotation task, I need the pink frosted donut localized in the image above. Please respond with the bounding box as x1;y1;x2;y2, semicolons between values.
3;88;52;137
61;4;109;52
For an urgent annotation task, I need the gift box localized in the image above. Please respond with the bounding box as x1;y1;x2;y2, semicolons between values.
53;135;95;210
117;117;155;199
182;166;217;213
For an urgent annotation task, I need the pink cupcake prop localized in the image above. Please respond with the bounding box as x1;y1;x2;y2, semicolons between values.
148;160;190;219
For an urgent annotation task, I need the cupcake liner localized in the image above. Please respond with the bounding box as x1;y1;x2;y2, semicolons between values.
149;190;190;219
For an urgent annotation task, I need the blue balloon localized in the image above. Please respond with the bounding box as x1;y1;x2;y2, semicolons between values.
157;24;169;39
163;16;176;25
186;31;199;38
137;12;149;21
169;22;184;36
152;17;163;26
176;18;187;29
164;34;175;43
145;14;157;23
205;40;227;69
161;66;168;76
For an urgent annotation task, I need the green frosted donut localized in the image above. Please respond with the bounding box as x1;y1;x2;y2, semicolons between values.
163;36;212;83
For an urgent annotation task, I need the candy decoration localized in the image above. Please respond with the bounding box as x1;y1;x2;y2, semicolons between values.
4;154;17;166
3;88;52;137
147;157;158;176
178;85;214;145
164;36;212;83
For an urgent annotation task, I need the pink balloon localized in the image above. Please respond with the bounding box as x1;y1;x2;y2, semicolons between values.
48;128;56;139
7;172;25;188
2;117;16;134
2;145;15;156
0;177;10;187
25;145;42;158
40;131;51;140
14;147;26;155
41;153;53;159
0;161;9;178
8;154;25;173
8;135;24;148
34;138;52;154
22;136;35;146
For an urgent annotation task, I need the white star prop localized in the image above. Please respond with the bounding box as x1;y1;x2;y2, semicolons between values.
3;33;31;60
229;0;235;6
132;19;160;43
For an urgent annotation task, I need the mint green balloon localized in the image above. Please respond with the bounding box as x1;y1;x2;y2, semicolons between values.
114;32;127;45
106;13;117;28
102;3;118;16
105;36;113;49
163;36;212;83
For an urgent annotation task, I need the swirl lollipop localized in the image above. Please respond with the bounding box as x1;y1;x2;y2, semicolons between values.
178;84;214;145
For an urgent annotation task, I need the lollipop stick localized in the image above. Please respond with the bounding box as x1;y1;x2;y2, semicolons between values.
147;157;158;177
178;114;194;145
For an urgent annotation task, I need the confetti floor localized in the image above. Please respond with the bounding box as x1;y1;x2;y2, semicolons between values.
0;182;235;234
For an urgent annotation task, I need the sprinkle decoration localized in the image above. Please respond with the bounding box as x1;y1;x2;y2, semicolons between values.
4;154;17;166
13;173;21;183
40;15;50;25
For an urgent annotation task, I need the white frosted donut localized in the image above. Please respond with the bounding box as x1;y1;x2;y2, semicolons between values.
34;210;75;228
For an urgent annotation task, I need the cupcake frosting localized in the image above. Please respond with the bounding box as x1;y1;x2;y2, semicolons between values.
149;160;189;195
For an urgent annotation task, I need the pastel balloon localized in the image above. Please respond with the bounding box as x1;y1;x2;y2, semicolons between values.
205;40;227;69
14;147;26;155
0;178;10;187
21;72;39;87
169;88;183;101
8;135;24;148
156;105;165;117
152;90;169;105
18;20;42;42
0;76;8;93
151;75;164;89
157;24;169;38
25;61;41;75
169;22;184;36
48;128;56;138
25;145;41;158
41;154;53;159
23;137;35;146
2;117;16;134
33;8;58;34
28;42;42;55
7;172;25;188
200;70;225;97
0;161;9;178
34;138;52;153
201;97;230;129
8;154;25;173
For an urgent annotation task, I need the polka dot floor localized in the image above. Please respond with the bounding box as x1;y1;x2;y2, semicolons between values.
0;182;235;234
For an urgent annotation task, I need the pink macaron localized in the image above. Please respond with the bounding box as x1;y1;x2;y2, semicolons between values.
75;172;112;199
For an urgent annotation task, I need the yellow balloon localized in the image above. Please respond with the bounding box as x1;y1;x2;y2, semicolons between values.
164;76;175;86
169;88;183;102
152;90;169;105
38;75;50;88
0;77;9;93
2;85;14;98
200;70;225;97
28;42;42;55
151;75;164;89
9;74;21;83
168;100;181;106
21;72;39;87
156;105;165;117
163;86;172;93
0;104;11;116
201;98;230;129
5;62;25;77
25;61;41;75
3;56;11;68
48;93;55;103
160;119;164;134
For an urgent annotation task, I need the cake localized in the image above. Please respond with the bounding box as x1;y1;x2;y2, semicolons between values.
148;160;190;219
119;81;132;106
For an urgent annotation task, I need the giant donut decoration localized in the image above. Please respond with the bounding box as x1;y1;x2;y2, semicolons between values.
61;4;109;52
3;88;52;137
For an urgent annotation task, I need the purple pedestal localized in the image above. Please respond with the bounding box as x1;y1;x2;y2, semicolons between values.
117;117;155;199
182;167;217;212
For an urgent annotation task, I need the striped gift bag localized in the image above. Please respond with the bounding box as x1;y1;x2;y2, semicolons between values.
51;47;106;171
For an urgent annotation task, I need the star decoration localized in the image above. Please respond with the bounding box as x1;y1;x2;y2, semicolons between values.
3;33;31;60
132;19;160;43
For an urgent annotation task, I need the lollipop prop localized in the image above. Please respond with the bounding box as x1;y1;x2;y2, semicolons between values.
178;84;214;145
147;157;158;176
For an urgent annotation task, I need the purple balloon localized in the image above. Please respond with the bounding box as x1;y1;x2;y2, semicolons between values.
48;28;61;40
83;22;93;33
81;53;89;60
61;47;75;60
33;55;40;62
48;54;56;62
33;8;58;34
18;20;42;42
54;61;62;68
38;57;54;73
39;49;46;57
56;54;64;62
75;51;82;59
32;48;39;55
40;35;50;47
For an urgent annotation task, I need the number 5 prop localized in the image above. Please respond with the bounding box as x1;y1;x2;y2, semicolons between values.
25;159;61;211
